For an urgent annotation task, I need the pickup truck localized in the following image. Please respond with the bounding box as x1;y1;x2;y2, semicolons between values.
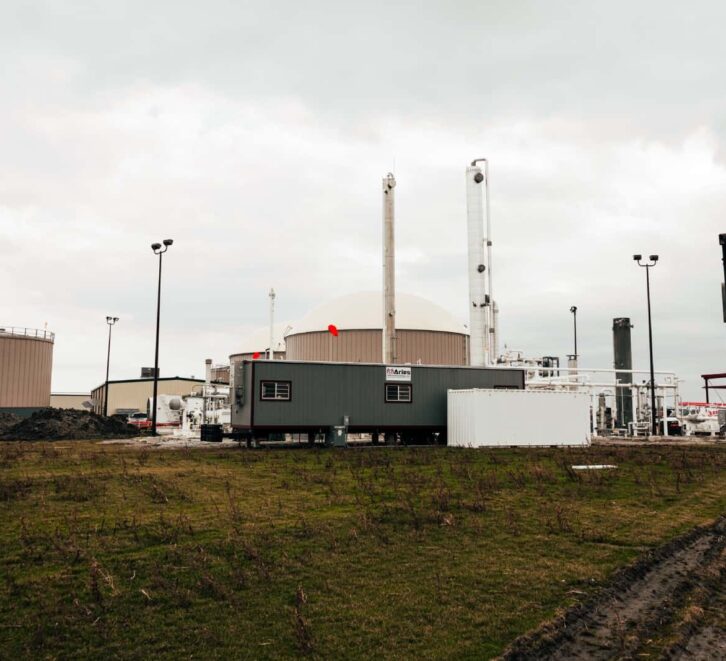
127;412;151;430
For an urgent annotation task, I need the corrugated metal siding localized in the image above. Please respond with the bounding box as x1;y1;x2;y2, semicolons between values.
448;389;591;447
50;394;91;410
0;335;53;407
234;361;523;430
285;329;468;365
91;379;203;415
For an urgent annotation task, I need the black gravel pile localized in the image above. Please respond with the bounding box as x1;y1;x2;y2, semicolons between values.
0;408;138;441
0;412;21;435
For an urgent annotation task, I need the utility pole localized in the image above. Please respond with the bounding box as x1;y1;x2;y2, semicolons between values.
634;254;659;435
103;316;119;416
151;239;173;436
719;234;726;322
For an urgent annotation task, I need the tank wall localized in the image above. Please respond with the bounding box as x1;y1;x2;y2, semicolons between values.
0;335;54;407
285;329;469;365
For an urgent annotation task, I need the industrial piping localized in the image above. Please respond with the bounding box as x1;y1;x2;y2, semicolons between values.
382;173;396;364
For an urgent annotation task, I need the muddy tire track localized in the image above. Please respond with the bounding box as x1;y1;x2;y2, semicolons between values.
501;517;725;660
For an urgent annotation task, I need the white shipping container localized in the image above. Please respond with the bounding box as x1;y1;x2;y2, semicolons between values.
447;389;591;447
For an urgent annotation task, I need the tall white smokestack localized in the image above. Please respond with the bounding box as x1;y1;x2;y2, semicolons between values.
382;173;396;364
268;288;276;360
466;161;490;366
491;300;499;363
484;162;496;361
205;358;212;385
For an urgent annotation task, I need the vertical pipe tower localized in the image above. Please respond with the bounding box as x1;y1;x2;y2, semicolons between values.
204;358;212;425
382;173;396;364
613;317;634;427
268;288;276;360
466;160;490;366
484;161;496;361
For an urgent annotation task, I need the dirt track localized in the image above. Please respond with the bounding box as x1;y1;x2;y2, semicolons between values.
593;435;724;447
502;517;725;660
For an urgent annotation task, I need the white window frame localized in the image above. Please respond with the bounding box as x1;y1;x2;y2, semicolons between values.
385;383;412;403
260;380;292;401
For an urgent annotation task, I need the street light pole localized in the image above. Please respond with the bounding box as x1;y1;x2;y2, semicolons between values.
569;306;578;360
634;254;659;435
719;234;726;322
103;316;119;417
151;239;173;436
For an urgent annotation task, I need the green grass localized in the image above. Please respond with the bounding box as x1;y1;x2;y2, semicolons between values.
0;442;724;659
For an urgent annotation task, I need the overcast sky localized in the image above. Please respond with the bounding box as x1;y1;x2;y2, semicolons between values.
1;1;725;400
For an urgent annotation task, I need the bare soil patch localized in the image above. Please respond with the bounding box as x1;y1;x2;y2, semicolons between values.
593;435;724;447
502;517;725;660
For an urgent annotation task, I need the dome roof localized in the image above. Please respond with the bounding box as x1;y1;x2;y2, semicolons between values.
288;292;467;336
233;322;289;355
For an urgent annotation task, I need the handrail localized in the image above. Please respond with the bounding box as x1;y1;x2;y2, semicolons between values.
0;326;55;341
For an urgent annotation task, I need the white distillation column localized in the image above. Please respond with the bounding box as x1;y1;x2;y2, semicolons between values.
491;300;499;363
268;288;276;360
466;161;490;366
484;161;496;362
382;173;396;364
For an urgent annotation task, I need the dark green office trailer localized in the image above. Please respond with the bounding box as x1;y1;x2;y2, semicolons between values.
231;360;525;444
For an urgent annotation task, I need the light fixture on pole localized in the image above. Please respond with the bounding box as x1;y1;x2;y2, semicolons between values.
569;306;578;361
633;254;659;435
103;316;119;417
151;239;173;436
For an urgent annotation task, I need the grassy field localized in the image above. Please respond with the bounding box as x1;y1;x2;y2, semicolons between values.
0;441;724;659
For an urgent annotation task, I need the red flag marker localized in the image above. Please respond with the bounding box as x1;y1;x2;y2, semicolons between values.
252;351;261;359
328;324;338;337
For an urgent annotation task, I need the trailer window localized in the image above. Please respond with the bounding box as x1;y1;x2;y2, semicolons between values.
386;383;412;403
260;381;291;401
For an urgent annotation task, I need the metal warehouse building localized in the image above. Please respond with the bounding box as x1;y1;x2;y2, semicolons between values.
265;292;469;366
50;393;92;410
91;377;205;416
0;327;54;410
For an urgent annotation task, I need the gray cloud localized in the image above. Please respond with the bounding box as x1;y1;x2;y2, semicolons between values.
1;1;724;398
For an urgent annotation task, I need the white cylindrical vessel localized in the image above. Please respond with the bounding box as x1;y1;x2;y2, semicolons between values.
268;288;276;360
484;162;495;359
491;300;499;362
382;173;396;364
466;165;489;366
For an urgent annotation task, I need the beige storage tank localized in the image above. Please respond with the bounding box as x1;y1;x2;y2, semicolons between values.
284;292;469;365
0;327;54;408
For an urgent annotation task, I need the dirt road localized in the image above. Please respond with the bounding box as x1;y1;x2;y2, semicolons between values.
592;435;724;447
502;517;725;660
